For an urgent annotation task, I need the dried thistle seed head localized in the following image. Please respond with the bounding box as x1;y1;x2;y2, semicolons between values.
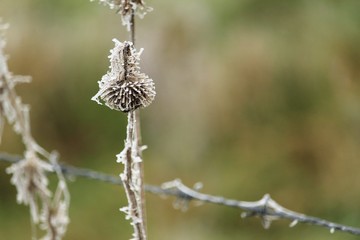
92;39;155;112
91;0;152;31
100;78;155;112
120;0;145;15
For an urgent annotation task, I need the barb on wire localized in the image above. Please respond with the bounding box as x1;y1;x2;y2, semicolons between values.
1;152;360;236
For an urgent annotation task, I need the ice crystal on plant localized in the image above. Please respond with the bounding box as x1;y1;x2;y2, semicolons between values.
92;39;155;112
116;145;130;164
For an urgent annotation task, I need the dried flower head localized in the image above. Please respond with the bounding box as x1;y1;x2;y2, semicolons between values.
91;0;152;31
92;39;155;112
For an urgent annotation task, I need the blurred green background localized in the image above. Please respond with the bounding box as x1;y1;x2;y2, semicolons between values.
1;0;360;239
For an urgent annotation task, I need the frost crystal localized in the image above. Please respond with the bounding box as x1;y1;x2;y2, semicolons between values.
92;39;155;112
91;0;152;31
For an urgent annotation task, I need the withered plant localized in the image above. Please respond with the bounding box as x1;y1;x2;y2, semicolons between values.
91;0;154;239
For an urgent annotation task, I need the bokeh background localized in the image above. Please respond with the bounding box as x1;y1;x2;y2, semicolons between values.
1;0;360;239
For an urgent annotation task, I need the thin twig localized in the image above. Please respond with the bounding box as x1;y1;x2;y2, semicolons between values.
1;153;360;236
122;111;146;239
130;9;136;45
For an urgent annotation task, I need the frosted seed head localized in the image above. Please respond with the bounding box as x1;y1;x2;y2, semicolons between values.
92;40;155;112
100;79;155;112
91;0;152;31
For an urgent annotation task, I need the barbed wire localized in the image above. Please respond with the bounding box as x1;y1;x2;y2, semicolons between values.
1;152;360;236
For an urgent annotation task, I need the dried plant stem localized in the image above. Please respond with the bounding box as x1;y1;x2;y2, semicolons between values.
0;74;31;146
130;9;148;235
135;109;147;234
130;9;147;239
119;9;147;239
120;111;146;239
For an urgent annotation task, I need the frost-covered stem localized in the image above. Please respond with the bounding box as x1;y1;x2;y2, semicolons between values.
0;74;31;146
121;111;146;239
129;8;148;236
0;72;51;161
128;9;146;239
47;208;57;240
134;108;147;235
